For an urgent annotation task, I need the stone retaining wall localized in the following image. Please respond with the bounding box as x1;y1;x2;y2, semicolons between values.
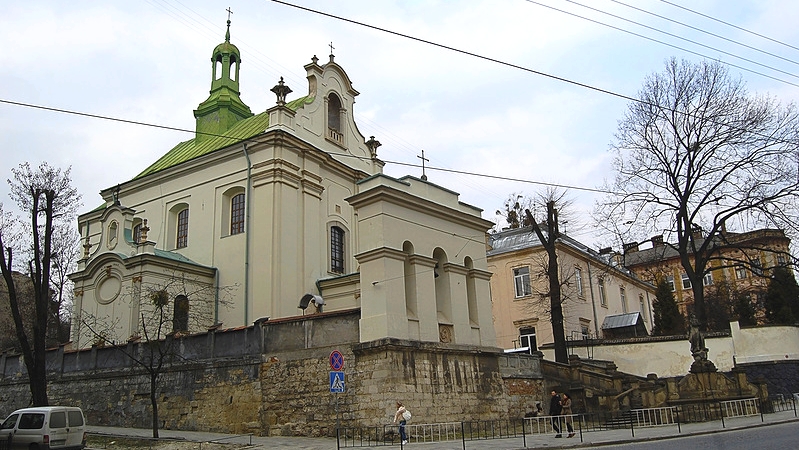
0;310;544;437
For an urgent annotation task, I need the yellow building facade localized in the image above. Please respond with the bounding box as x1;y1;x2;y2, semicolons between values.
487;227;655;352
624;229;792;321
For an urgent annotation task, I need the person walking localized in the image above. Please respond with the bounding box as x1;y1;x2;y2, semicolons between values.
548;390;563;437
561;392;575;438
393;401;409;445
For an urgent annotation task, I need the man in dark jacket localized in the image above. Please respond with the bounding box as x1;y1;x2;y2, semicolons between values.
549;390;563;437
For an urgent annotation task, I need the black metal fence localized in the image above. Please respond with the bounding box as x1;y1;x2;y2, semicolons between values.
336;396;797;448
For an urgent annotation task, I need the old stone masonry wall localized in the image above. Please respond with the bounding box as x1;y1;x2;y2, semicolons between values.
0;311;544;437
0;359;263;434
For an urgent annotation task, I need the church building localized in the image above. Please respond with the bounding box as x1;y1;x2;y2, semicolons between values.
68;20;497;351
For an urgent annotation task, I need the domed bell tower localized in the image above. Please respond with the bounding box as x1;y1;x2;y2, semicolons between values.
193;17;253;142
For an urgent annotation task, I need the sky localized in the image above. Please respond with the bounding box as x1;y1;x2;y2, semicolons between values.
2;0;799;249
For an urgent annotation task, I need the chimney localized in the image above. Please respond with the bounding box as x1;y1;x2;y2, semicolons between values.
691;225;703;240
651;235;664;247
623;242;639;253
599;247;613;255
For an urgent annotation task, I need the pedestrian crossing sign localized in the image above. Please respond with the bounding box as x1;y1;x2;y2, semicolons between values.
330;371;345;393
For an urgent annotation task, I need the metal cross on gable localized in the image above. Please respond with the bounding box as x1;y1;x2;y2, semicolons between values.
227;7;233;21
329;41;335;55
418;150;429;181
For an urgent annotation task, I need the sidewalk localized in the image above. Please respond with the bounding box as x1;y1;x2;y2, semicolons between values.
86;409;799;450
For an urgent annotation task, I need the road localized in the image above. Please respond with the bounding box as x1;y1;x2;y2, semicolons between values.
604;421;798;450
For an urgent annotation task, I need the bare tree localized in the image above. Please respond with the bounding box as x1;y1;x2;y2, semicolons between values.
48;222;80;344
0;162;80;406
496;189;574;363
596;58;799;331
495;193;534;230
79;270;231;438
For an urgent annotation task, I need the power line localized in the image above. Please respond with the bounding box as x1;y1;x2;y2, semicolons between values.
525;0;799;88
144;0;799;209
659;0;799;53
270;0;799;96
563;0;799;78
265;2;799;144
0;98;615;196
268;0;639;104
609;0;799;68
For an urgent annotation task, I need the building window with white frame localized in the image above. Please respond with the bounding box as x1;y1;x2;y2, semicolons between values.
598;277;607;307
639;294;646;322
735;266;747;279
574;267;584;298
703;272;713;286
620;286;627;313
665;275;675;292
519;327;537;353
681;273;691;289
513;266;532;298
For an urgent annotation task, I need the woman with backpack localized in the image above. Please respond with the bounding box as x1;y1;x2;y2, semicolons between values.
393;401;410;444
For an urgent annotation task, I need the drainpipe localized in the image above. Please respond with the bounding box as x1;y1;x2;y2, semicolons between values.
214;268;220;324
243;143;252;325
587;263;600;337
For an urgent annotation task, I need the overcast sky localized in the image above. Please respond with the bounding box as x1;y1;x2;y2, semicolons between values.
2;0;798;249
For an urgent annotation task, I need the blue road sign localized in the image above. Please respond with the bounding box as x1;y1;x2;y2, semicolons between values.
330;371;345;393
330;350;344;371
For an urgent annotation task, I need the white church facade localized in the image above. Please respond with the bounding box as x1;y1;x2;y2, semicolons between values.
69;21;497;351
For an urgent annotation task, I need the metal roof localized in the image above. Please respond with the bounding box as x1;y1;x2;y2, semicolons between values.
601;312;642;329
134;95;312;180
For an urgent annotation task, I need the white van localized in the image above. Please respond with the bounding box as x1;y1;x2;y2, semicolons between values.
0;407;86;450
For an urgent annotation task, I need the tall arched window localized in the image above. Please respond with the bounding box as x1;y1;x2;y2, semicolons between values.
176;208;189;248
331;226;345;274
230;193;245;235
172;295;189;333
327;93;342;132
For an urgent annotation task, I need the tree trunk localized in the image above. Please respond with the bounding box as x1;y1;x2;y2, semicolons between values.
548;244;569;363
150;372;159;438
527;203;569;364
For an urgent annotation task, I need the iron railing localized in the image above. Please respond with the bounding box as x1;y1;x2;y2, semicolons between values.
336;397;796;448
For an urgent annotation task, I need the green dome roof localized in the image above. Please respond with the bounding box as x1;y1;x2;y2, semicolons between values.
214;40;240;56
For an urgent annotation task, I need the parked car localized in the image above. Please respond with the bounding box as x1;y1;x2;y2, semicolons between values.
0;407;86;450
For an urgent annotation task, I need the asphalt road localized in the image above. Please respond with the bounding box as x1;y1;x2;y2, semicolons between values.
602;421;798;450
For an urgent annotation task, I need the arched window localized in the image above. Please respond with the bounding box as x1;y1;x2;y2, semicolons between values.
327;93;342;132
331;226;345;274
230;193;245;235
176;208;189;248
172;295;189;333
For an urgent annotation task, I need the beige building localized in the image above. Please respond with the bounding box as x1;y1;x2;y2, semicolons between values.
69;23;496;349
487;226;655;353
623;228;792;321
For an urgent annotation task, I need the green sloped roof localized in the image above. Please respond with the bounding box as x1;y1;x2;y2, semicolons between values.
134;95;313;180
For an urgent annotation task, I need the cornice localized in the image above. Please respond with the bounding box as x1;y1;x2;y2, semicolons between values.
354;246;408;264
346;184;494;232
